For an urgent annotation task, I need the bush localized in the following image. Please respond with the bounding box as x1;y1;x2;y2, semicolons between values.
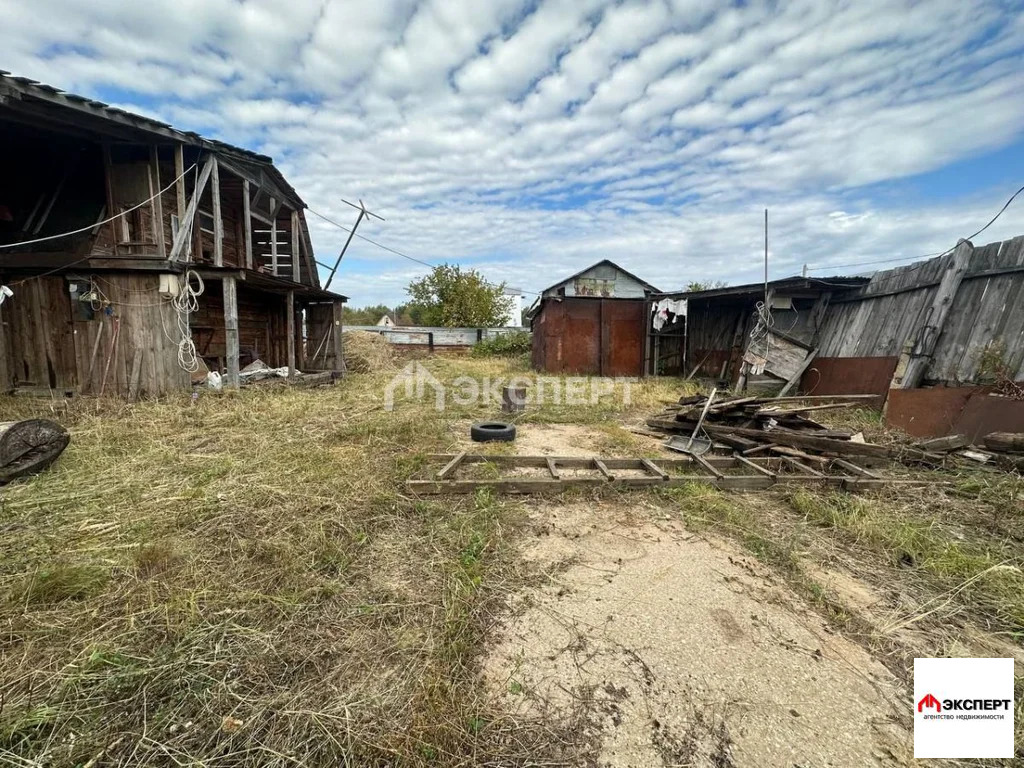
471;331;532;358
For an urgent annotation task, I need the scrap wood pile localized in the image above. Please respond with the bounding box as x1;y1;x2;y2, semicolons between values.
645;393;944;466
919;432;1024;471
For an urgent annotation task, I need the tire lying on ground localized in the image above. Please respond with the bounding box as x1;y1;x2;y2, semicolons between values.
0;419;71;484
470;421;516;443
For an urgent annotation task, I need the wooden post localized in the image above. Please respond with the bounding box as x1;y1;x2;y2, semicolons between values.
168;157;214;261
211;158;223;266
808;291;832;346
242;179;253;270
0;300;9;393
223;276;240;389
891;239;973;390
270;197;278;276
290;209;301;282
174;144;186;222
286;290;296;377
332;300;345;376
149;146;166;258
101;144;119;252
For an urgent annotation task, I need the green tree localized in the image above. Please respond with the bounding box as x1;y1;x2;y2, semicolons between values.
686;280;728;292
342;304;394;325
405;265;506;327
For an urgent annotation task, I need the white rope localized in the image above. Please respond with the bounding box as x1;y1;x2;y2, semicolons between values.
0;162;198;250
174;269;204;373
747;299;774;365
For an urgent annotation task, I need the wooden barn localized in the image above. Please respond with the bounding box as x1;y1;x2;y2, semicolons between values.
0;73;346;397
529;260;659;376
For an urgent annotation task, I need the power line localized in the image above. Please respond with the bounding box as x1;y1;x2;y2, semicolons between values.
806;182;1024;274
4;163;200;288
306;205;540;295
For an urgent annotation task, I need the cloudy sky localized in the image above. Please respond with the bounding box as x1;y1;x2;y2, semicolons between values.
4;0;1024;305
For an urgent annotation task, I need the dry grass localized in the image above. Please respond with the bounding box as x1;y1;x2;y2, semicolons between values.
0;357;684;767
342;330;397;373
3;357;1020;765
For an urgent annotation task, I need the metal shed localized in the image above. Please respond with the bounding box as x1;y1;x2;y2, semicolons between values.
529;260;659;376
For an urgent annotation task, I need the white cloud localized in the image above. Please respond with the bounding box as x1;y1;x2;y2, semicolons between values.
1;0;1023;306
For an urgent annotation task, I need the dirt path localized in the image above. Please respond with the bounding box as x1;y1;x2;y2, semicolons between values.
486;497;912;767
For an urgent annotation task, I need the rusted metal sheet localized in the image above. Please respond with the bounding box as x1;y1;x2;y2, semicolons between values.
952;393;1024;443
885;385;1024;440
601;299;645;376
801;356;897;406
531;297;644;376
885;387;983;438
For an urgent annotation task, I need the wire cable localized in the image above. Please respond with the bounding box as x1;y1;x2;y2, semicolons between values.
806;183;1024;274
1;163;199;252
306;205;541;296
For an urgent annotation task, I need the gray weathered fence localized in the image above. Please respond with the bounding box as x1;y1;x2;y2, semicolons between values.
816;235;1024;384
345;325;525;350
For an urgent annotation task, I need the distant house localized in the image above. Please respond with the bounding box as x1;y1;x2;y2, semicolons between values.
376;314;395;327
0;73;347;397
529;260;658;376
499;287;524;327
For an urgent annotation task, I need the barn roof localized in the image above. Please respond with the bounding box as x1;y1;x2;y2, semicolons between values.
539;258;660;295
0;71;304;207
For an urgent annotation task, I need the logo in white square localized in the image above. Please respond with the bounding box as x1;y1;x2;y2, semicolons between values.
914;657;1015;759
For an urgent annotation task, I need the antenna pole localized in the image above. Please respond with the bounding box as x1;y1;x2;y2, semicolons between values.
323;198;384;291
763;208;769;306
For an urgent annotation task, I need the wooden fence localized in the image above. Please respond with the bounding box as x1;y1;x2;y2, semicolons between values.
815;235;1024;385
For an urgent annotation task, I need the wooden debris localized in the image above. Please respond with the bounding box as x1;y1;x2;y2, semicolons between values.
644;390;944;468
982;432;1024;454
959;449;993;463
408;454;931;494
915;434;968;452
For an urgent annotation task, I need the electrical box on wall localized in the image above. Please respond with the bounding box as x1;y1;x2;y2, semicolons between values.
158;273;180;298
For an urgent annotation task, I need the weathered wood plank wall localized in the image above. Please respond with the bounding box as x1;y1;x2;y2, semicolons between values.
817;235;1024;384
0;274;189;396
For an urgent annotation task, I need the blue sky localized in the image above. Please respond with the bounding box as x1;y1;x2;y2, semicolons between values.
3;0;1024;305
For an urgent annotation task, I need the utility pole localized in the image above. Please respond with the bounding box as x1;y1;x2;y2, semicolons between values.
323;198;384;291
764;208;769;307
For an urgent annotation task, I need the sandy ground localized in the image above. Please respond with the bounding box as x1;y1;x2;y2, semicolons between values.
485;494;912;767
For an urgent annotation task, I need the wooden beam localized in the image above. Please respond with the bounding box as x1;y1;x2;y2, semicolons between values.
149;146;166;258
286;290;296;377
291;209;301;282
594;459;614;480
436;451;466;480
168;156;214;261
891;239;973;390
242;180;254;269
174;144;186;221
641;458;668;480
101;143;119;254
211;158;223;267
546;457;560;479
776;347;818;397
808;291;832;345
269;197;278;276
332;300;345;375
0;300;10;393
223;276;240;389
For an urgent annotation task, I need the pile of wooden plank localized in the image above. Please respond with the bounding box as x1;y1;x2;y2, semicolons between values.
917;432;1024;471
645;393;943;465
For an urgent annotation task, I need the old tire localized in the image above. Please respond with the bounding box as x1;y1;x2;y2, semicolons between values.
0;419;71;484
470;421;516;443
